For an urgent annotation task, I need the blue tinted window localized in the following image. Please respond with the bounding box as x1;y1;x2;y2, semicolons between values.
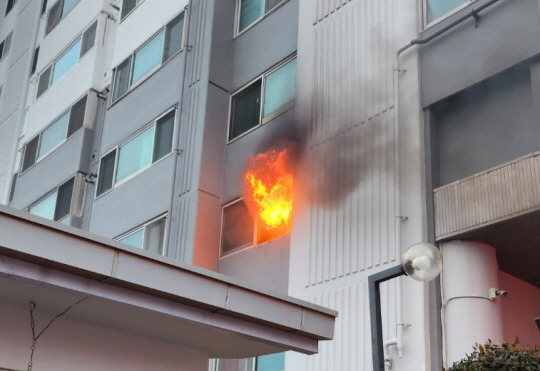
38;112;69;159
264;58;296;118
131;30;165;84
29;191;57;220
426;0;467;23
52;38;81;84
239;0;264;32
257;353;285;371
116;126;154;182
118;229;143;248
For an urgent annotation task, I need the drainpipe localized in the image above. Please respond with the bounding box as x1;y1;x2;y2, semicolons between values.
167;0;192;259
391;0;503;362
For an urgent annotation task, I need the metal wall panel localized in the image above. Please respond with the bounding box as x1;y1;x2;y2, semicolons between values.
10;0;38;67
434;153;540;239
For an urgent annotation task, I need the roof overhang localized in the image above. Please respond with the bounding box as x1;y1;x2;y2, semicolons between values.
0;205;336;357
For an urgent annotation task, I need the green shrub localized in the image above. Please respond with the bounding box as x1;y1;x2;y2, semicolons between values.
446;337;540;371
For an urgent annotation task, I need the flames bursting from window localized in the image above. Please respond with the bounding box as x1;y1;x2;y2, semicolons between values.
244;148;293;231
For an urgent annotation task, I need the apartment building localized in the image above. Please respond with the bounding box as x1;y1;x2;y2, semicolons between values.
0;0;538;370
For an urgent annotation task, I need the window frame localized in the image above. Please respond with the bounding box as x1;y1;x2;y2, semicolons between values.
0;32;13;62
109;11;186;105
45;0;82;35
36;19;97;99
5;0;18;15
115;214;168;256
20;92;90;174
219;197;289;259
26;176;75;222
227;54;297;143
95;107;177;198
234;0;288;37
120;0;144;22
424;0;474;27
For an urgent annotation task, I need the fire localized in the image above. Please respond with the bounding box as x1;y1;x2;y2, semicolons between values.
244;149;293;229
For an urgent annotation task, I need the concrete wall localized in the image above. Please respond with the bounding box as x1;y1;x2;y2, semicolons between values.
429;63;538;186
420;0;540;107
0;300;208;371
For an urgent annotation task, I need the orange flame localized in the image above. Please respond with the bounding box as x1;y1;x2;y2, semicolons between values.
244;149;293;229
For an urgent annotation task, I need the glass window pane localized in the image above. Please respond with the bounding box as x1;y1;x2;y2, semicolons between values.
112;57;131;102
121;0;137;20
37;66;52;98
230;79;261;140
256;353;285;371
6;0;14;14
0;41;4;60
97;150;116;196
22;136;39;172
263;58;296;118
52;38;82;84
31;46;39;74
239;0;264;32
38;112;69;159
9;173;17;202
4;33;12;56
80;20;97;57
153;111;175;161
55;177;74;220
221;200;254;255
163;13;184;60
62;0;79;15
29;191;57;220
68;95;87;137
118;228;143;248
426;0;467;23
266;0;283;12
131;30;165;85
46;0;62;34
116;126;154;182
144;218;165;254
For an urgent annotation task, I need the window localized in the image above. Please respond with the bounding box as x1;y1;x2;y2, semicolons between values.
116;215;167;255
37;20;96;98
5;0;18;15
96;109;176;196
229;57;296;141
21;94;88;172
41;0;48;15
28;177;74;221
110;12;184;103
256;353;285;371
237;0;285;34
426;0;468;24
120;0;144;21
220;199;289;258
46;0;82;34
31;46;40;75
0;32;13;62
8;173;17;203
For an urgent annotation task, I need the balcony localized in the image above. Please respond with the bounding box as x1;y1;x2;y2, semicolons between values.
434;152;540;286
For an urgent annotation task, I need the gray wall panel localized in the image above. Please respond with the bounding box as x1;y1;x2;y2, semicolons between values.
88;155;175;238
11;128;92;208
431;64;537;186
100;54;184;154
231;0;298;91
420;0;540;106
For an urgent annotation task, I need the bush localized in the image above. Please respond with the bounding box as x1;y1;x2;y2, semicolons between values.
446;337;540;371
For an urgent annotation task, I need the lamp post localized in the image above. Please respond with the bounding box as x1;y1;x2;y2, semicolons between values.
368;242;442;371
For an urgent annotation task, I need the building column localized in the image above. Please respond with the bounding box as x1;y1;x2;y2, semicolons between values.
440;240;503;367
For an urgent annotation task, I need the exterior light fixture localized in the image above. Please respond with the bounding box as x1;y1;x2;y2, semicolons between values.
368;243;442;371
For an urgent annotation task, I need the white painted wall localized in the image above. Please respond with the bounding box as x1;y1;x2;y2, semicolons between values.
111;0;187;67
290;0;426;370
0;300;209;371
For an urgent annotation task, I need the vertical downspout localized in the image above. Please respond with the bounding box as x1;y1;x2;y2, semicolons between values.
167;0;192;259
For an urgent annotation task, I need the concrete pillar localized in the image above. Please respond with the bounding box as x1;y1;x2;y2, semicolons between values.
440;240;503;367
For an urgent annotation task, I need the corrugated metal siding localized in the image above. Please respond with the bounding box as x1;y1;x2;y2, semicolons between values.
311;0;394;145
306;280;396;370
434;153;540;239
307;111;397;286
307;0;396;286
188;0;208;87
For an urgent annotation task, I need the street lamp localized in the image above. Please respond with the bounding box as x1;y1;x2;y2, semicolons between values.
368;242;442;371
